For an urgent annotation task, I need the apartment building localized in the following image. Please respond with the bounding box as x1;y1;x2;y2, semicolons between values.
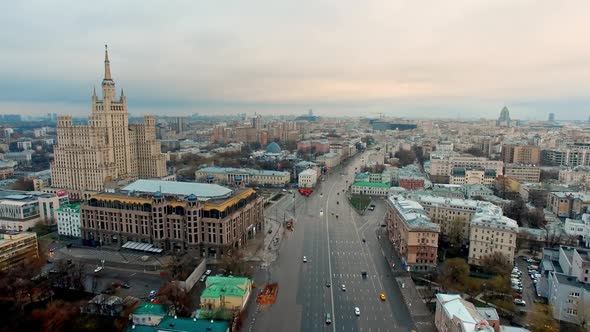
297;140;330;154
50;47;167;200
385;196;440;271
503;164;541;183
541;246;590;327
542;143;590;167
57;203;81;238
449;168;497;187
468;203;518;266
0;232;39;270
501;144;541;164
429;156;504;177
548;192;590;219
195;167;290;187
80;180;264;257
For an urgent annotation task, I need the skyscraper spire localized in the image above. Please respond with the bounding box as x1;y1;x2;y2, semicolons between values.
104;44;112;81
92;85;97;97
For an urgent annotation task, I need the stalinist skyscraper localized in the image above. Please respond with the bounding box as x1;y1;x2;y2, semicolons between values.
50;46;167;199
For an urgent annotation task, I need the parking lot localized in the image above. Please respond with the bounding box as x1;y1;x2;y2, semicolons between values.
512;256;541;312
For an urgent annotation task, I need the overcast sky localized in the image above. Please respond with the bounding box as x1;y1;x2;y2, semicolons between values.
1;0;589;120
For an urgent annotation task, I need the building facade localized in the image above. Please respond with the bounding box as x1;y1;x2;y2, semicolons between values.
80;180;264;257
504;164;541;183
0;189;68;232
195;167;290;187
351;182;389;196
429;156;504;177
385;196;440;271
548;192;590;219
0;232;39;270
57;203;81;237
298;168;317;188
450;168;497;187
468;204;518;266
501;144;541;164
50;47;167;200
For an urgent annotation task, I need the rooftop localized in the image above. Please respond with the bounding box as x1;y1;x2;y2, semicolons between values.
133;302;166;316
197;166;289;177
128;317;229;332
352;181;389;188
122;180;233;201
388;196;440;231
436;293;495;332
56;202;81;213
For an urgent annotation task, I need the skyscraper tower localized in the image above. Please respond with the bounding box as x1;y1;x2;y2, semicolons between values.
50;46;167;199
496;106;512;127
548;113;555;122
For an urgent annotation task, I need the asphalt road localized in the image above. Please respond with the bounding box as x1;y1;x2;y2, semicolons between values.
253;151;416;332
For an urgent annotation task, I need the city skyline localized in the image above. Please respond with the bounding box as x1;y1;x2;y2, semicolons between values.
1;1;590;120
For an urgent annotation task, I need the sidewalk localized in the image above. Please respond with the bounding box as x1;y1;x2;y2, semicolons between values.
376;227;436;332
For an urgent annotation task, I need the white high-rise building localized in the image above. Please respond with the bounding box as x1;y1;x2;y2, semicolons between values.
50;46;167;199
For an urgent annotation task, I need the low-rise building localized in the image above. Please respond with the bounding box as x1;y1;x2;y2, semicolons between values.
504;164;541;183
559;166;590;186
316;152;340;169
56;203;81;238
195;167;290;187
0;232;39;270
351;182;389;197
298;168;317;188
548;192;590;219
429;156;503;177
462;184;494;199
81;180;264;256
385;196;440;271
200;276;252;312
0;160;16;180
128;302;230;332
0;189;68;231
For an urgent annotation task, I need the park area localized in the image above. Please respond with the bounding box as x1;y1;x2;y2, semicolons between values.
349;195;371;212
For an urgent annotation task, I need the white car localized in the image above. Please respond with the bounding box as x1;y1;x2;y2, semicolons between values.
94;266;103;273
149;290;157;298
514;299;526;306
303;256;307;263
205;269;212;275
341;284;346;291
354;307;361;316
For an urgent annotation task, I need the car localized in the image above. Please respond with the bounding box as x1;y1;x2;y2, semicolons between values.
199;275;207;282
205;269;212;275
380;293;386;301
282;189;287;192
515;288;523;294
149;290;157;298
335;214;339;218
513;293;522;299
341;284;346;291
361;271;367;278
522;256;530;261
354;307;360;316
303;256;307;263
326;282;331;288
94;266;103;273
337;192;339;195
336;201;339;205
325;313;332;324
514;299;526;306
121;283;131;289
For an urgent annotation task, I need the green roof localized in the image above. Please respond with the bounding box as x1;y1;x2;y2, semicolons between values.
201;284;246;298
205;276;251;287
56;203;81;213
352;181;389;188
126;317;229;332
134;302;166;316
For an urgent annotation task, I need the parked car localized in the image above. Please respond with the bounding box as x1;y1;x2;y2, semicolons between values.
514;299;526;306
94;266;103;273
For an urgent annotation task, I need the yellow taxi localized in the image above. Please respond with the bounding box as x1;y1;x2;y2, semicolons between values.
380;293;386;301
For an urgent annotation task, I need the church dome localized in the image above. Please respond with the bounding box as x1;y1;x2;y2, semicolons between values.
266;142;281;154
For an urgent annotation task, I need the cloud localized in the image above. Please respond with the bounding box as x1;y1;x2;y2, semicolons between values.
0;0;589;119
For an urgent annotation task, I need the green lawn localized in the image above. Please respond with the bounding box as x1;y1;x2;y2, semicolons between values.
350;195;372;211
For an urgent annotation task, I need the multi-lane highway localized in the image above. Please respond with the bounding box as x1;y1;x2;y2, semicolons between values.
253;151;416;332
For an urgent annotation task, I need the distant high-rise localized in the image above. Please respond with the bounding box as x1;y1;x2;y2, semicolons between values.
496;106;512;127
50;46;167;199
548;113;555;122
